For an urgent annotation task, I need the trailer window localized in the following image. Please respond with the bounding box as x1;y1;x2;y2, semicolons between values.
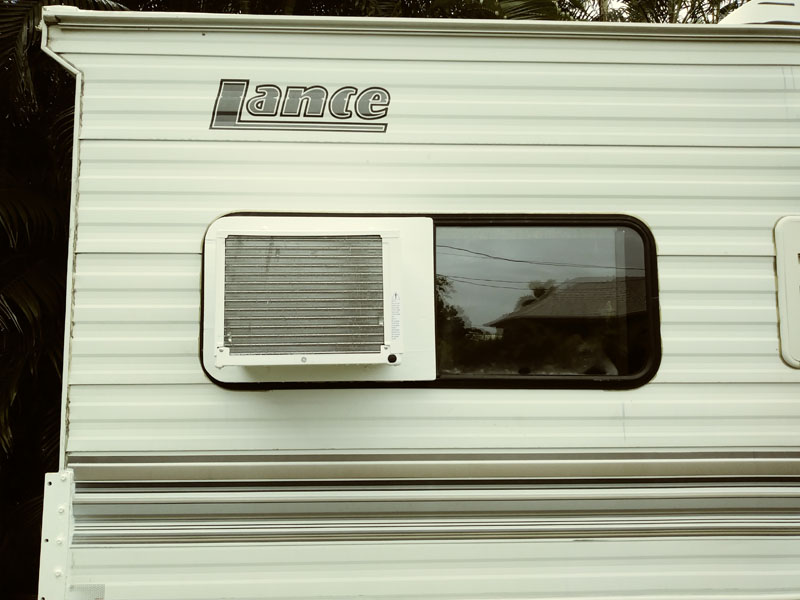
435;218;660;387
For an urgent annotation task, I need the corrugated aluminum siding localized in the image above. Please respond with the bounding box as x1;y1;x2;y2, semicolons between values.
47;15;800;459
65;539;800;598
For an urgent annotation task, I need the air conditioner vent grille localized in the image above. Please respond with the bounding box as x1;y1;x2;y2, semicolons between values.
224;235;385;355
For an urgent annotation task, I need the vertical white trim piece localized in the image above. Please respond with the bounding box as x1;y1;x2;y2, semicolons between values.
37;471;74;600
775;216;800;367
40;20;83;471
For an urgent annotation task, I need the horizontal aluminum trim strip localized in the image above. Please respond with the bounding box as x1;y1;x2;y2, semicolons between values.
71;481;800;495
69;483;800;545
67;453;800;482
69;450;800;462
42;8;800;42
71;484;800;511
71;515;800;545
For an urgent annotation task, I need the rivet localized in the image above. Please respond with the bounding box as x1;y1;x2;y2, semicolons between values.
60;473;67;481
57;506;65;514
54;569;63;578
56;537;64;546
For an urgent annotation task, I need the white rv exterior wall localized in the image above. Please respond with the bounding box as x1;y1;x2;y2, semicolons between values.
42;13;800;463
39;10;800;599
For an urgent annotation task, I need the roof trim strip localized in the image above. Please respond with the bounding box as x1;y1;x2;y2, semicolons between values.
42;7;800;42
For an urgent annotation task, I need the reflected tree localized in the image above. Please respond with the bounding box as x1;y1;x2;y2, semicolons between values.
514;279;557;309
435;275;503;372
438;275;632;376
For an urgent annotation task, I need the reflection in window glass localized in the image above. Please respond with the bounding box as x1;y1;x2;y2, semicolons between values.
435;226;651;378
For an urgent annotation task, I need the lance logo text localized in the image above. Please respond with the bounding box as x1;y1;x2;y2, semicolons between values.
210;79;391;133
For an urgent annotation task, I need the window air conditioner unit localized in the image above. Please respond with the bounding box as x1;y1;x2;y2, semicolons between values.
202;216;435;384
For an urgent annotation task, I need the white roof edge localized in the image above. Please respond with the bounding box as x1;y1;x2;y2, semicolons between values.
41;6;800;40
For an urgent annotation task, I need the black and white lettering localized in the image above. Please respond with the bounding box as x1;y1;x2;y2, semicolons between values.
211;79;390;133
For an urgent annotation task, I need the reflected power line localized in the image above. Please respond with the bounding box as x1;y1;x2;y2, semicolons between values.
446;276;531;291
436;244;645;271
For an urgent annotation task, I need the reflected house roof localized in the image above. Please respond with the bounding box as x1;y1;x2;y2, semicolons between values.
485;277;646;328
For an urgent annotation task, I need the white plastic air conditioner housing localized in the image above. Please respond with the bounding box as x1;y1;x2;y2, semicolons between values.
202;215;435;384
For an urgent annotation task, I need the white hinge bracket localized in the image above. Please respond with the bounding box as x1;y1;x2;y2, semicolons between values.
38;470;74;600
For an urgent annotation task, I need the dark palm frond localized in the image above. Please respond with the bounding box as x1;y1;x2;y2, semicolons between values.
0;348;61;593
619;0;745;23
0;489;44;593
499;0;566;20
623;0;676;22
0;259;65;455
46;106;77;189
0;0;128;120
369;0;403;16
0;176;65;250
129;0;284;13
0;0;40;115
0;170;67;457
556;0;597;20
429;0;502;18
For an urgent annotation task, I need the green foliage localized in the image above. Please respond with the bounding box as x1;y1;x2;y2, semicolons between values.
1;0;127;117
620;0;746;23
499;0;747;22
500;0;568;20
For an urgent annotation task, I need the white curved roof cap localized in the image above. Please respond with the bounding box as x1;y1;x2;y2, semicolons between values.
721;0;800;24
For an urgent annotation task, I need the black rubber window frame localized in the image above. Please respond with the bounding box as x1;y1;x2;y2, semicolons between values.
200;212;661;391
432;214;661;391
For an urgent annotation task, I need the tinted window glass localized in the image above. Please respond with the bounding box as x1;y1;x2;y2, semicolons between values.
435;224;656;381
